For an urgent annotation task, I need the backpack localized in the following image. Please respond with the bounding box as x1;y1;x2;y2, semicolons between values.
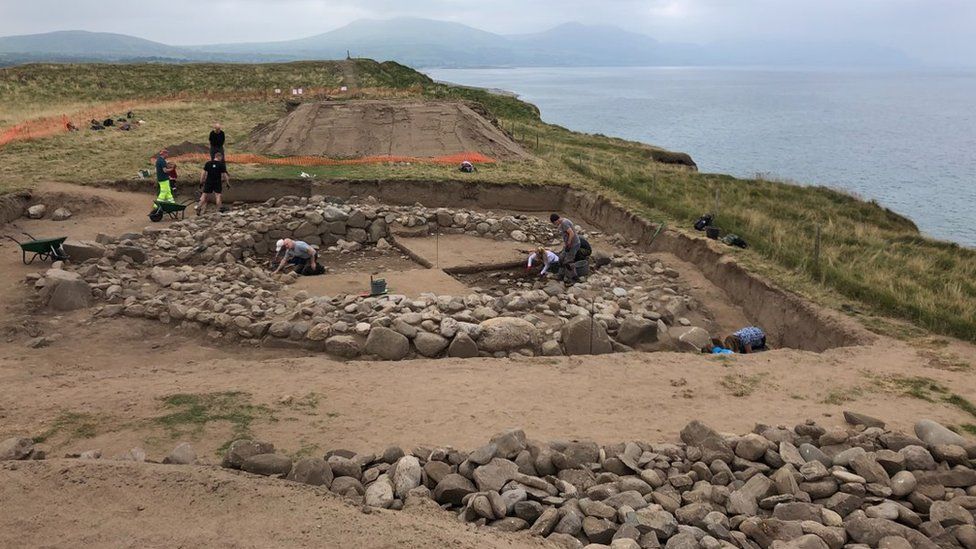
694;213;714;231
721;234;748;249
576;237;592;260
298;263;326;276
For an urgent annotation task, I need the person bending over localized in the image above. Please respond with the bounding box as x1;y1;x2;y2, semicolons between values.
724;326;768;354
550;213;581;283
197;152;229;215
273;238;318;274
527;247;560;278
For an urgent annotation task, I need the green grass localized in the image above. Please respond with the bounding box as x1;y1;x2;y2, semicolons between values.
821;386;864;405
32;411;100;443
2;59;975;343
720;373;767;397
875;374;976;421
154;391;275;450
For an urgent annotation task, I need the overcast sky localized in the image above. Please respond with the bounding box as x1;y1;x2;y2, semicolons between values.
2;0;974;66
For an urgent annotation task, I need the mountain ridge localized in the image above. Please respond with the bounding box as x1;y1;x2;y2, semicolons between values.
0;19;916;68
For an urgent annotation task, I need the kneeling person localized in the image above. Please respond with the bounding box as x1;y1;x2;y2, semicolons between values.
274;238;319;274
198;153;229;215
724;326;768;354
527;247;559;278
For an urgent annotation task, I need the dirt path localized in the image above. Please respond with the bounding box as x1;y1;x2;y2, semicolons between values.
0;459;550;549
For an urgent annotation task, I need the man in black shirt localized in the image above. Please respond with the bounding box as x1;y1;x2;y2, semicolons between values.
197;152;229;215
208;123;225;160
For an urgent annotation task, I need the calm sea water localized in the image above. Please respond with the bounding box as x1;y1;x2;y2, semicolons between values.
426;67;976;247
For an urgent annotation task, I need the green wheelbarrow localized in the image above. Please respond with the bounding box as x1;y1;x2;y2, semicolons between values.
149;199;192;222
6;232;69;264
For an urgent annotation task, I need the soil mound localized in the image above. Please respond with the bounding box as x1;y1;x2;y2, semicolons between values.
164;141;209;157
245;100;531;161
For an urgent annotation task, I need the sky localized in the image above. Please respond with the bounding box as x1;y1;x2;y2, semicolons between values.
1;0;974;66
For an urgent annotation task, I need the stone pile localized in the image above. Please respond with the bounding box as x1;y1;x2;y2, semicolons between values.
27;196;715;358
7;415;975;549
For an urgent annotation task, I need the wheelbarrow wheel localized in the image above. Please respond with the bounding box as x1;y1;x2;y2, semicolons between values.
149;208;164;222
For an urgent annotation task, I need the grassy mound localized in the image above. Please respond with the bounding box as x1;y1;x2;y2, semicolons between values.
0;59;973;342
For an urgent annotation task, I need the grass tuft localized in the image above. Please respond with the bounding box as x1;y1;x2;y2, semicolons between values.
154;391;275;448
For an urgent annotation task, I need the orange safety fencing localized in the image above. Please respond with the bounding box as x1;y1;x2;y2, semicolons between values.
168;152;496;166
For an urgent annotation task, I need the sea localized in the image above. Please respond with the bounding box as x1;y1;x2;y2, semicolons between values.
425;67;976;248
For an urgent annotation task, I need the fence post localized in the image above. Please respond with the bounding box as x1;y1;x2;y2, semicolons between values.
814;224;822;277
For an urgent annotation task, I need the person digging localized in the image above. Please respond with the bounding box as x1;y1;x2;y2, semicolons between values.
273;238;319;275
550;213;581;284
196;152;229;215
526;247;560;279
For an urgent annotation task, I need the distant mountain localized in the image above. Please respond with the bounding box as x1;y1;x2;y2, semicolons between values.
0;30;192;59
0;19;917;68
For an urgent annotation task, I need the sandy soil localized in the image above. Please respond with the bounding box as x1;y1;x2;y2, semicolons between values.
396;233;529;270
2;183;975;547
246;100;531;160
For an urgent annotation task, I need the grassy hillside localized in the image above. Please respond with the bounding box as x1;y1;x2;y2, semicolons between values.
0;59;973;342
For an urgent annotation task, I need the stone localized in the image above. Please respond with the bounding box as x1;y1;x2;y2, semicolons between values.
242;453;293;476
530;507;560;536
555;509;583;535
45;271;92;311
771;534;829;549
286;457;333;486
736;434;769;461
617;317;659;346
331;476;365;497
877;537;912;549
493;517;529;532
113;245;147;263
306;323;332;341
898;446;936;470
364;327;409;360
365;475;395;508
328;456;362;479
728;473;774;515
673;326;711;352
478;317;540;352
583;516;618;544
930;501;974;527
393;455;423;498
844;517;936;549
222;439;275;469
433;474;476;506
61;240;106;261
448;333;479;358
473;458;519;492
162;442;196;465
325;335;361;358
414;332;449;357
915;419;966;447
850;454;891;486
548;533;584;549
844;411;886;429
490;429;527;459
27;204;46;218
561;316;613;355
680;420;734;464
0;437;33;460
890;471;917;497
799;444;833;467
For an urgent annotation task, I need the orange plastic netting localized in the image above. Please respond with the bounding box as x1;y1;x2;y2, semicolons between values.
168;152;496;166
0;99;159;147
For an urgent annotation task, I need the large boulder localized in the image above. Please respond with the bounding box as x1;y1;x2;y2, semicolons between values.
617;316;658;347
448;333;479;358
477;317;540;353
286;457;333;487
680;420;734;463
0;437;34;460
364;327;409;360
915;419;966;447
414;332;449;357
61;240;106;262
222;439;275;469
672;326;712;352
560;316;612;355
325;335;362;358
27;204;46;219
162;442;196;465
242;453;294;477
41;269;91;311
434;474;476;506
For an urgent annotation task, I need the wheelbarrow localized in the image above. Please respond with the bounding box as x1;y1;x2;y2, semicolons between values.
6;232;69;264
149;199;192;222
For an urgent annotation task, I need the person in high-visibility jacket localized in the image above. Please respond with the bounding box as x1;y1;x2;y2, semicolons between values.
154;149;174;202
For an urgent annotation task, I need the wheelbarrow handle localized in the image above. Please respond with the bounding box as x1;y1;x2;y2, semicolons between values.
21;232;37;240
4;235;21;245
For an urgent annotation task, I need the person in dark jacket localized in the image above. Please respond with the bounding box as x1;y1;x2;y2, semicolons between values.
208;123;225;160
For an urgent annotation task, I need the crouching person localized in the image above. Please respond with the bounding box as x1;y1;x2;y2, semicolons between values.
273;238;321;275
527;247;560;278
724;326;768;354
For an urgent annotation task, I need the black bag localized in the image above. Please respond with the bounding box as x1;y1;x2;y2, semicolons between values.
694;213;714;231
103;118;114;127
298;263;325;276
575;237;592;261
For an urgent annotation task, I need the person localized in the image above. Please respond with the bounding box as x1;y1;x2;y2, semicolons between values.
154;149;175;202
209;123;225;160
724;326;768;354
273;238;318;274
459;160;475;173
550;213;581;283
527;247;560;278
197;152;229;215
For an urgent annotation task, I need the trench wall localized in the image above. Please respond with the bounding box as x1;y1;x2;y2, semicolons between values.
97;177;873;351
